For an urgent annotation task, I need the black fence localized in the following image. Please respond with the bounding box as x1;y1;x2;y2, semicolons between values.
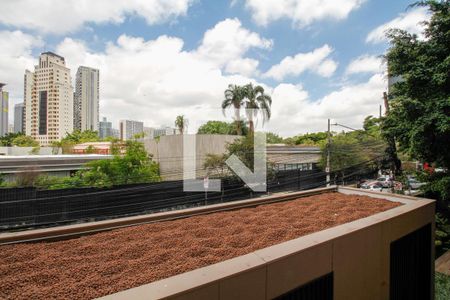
0;169;327;230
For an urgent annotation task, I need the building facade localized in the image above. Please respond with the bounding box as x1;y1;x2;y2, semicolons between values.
24;52;74;146
153;126;176;139
74;66;99;132
119;120;144;141
0;83;8;136
111;128;120;139
14;102;25;133
99;117;113;139
143;127;155;139
23;70;33;137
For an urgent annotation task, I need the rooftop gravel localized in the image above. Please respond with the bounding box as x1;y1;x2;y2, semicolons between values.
0;192;401;299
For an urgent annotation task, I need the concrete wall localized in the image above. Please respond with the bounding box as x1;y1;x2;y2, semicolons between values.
98;188;435;300
144;134;240;180
0;146;60;156
144;135;322;180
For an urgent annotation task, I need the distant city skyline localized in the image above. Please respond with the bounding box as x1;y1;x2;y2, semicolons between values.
0;0;430;136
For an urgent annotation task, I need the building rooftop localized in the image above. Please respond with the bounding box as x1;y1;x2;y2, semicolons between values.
0;154;112;160
41;51;65;61
0;192;401;299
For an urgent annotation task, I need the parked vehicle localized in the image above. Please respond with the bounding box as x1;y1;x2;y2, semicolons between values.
360;181;384;191
407;178;425;190
376;176;393;188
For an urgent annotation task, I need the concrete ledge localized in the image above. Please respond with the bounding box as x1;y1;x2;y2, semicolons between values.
97;189;435;300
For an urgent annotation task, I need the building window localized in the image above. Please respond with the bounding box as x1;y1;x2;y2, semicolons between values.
39;91;47;135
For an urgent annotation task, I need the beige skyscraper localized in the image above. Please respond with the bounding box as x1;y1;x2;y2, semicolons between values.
24;52;73;145
74;66;99;132
0;83;8;136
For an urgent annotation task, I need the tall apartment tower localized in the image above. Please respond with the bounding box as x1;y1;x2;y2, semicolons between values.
24;52;73;145
99;117;112;139
14;102;25;133
119;120;144;141
0;83;8;136
24;70;33;136
74;66;99;132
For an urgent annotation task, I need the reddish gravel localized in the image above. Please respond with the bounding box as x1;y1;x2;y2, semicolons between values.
0;192;401;299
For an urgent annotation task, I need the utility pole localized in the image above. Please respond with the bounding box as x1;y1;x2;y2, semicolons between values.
326;119;331;187
383;92;390;113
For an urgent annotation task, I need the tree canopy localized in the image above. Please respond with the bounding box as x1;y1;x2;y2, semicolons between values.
0;133;24;146
197;120;248;135
382;0;450;169
175;115;187;134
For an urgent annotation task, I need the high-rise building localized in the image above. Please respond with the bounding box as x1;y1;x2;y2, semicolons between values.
0;83;8;136
24;70;33;136
143;126;155;139
153;126;176;139
24;52;74;145
111;128;120;139
99;117;113;139
119;120;144;141
74;66;99;132
14;102;25;133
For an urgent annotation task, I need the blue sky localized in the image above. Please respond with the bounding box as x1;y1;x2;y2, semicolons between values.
0;0;430;136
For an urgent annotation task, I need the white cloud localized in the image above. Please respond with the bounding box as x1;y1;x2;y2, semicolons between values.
2;19;387;137
0;0;194;34
225;58;260;77
264;45;338;81
267;74;386;136
345;55;385;75
243;0;365;27
195;18;272;76
366;7;430;44
0;30;42;107
54;26;269;128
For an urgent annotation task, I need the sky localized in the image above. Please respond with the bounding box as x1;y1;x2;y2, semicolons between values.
0;0;430;136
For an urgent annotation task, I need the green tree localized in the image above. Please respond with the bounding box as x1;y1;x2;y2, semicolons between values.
222;84;245;135
175;115;188;134
319;133;369;180
382;0;450;169
59;130;100;153
203;153;227;177
0;133;24;146
197;120;248;135
293;132;328;146
266;132;283;144
81;140;160;187
226;135;255;171
11;135;39;147
63;130;100;144
243;83;272;133
319;119;387;180
382;1;450;255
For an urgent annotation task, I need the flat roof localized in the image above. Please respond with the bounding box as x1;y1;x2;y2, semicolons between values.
41;51;65;61
0;154;112;160
0;192;401;299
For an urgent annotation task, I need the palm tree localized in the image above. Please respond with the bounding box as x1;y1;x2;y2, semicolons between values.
222;84;245;135
175;115;188;134
242;83;272;133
